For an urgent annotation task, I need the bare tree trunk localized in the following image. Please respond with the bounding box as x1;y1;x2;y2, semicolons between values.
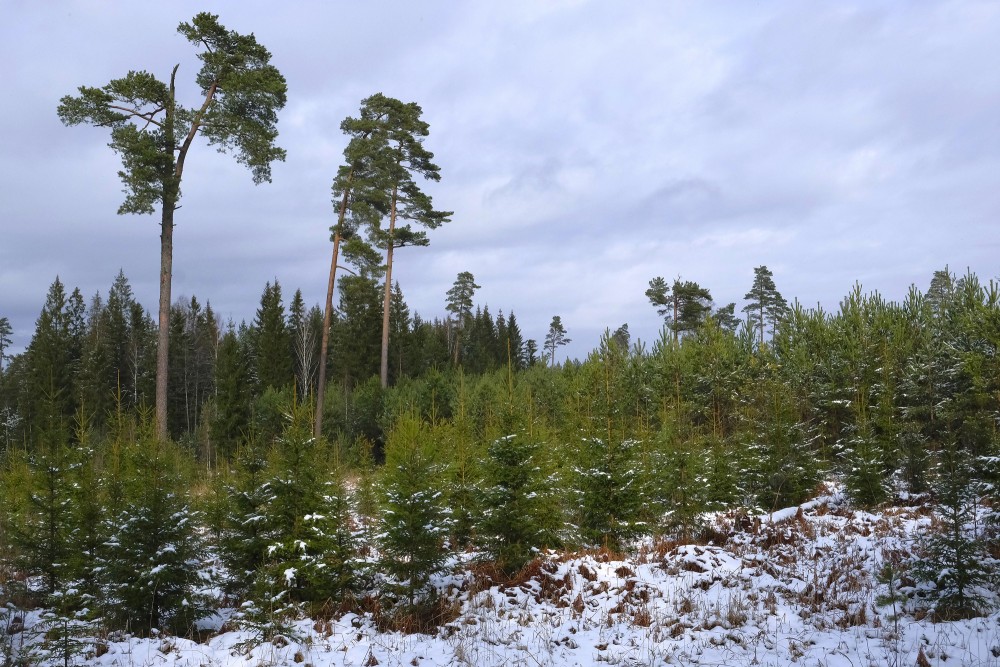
153;71;215;441
673;294;679;345
314;234;341;438
315;173;353;438
759;302;765;346
379;185;398;389
155;204;174;440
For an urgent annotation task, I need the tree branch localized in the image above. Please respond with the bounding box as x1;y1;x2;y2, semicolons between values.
103;104;166;129
175;73;217;178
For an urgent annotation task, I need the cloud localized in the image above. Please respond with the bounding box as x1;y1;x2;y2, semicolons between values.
2;1;999;361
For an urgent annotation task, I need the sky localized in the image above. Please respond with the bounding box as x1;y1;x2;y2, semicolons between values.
2;1;999;361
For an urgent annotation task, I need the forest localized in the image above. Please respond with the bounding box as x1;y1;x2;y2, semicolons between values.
2;262;1000;643
2;11;1000;667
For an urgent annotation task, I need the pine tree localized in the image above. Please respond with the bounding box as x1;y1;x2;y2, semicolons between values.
673;280;714;338
59;13;287;439
742;265;789;345
711;303;741;334
525;339;539;366
647;276;713;342
439;393;483;549
446;271;480;365
315;100;386;438
610;323;630;350
344;94;452;389
544;316;571;366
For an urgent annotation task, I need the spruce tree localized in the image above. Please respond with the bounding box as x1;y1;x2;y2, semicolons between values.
6;416;76;600
570;331;650;548
0;315;11;374
504;312;526;370
378;415;453;612
572;436;644;550
251;281;294;392
388;282;412;384
216;435;272;602
21;278;81;437
914;441;993;620
480;426;561;573
212;323;253;458
242;409;354;628
78;271;154;426
34;416;105;667
330;275;384;387
651;421;708;539
464;306;499;374
99;423;209;635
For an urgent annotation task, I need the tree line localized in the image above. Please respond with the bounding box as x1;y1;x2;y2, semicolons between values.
0;269;541;459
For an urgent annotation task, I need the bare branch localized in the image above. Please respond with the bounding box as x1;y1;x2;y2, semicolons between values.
106;104;166;128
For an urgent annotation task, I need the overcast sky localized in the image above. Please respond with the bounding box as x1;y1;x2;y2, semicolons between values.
2;1;998;361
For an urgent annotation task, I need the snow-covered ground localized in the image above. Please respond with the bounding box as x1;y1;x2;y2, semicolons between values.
6;487;1000;666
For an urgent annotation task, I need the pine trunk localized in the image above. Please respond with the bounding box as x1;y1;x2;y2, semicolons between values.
154;71;214;440
315;230;343;438
315;173;353;437
155;204;174;440
380;185;398;389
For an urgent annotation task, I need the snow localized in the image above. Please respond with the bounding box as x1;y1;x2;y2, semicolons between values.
7;488;1000;665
